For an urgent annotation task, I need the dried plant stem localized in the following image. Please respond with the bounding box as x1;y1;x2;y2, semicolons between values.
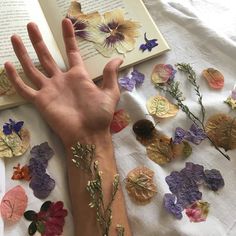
71;142;124;236
155;63;230;160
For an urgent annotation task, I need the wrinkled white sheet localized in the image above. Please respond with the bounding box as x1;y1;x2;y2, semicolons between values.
1;0;236;235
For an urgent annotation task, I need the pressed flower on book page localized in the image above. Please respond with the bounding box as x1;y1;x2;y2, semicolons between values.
140;33;158;52
0;68;15;96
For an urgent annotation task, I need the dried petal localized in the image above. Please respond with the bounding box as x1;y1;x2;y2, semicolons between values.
131;70;145;85
0;68;15;96
125;166;157;203
202;68;224;89
67;1;82;17
146;134;174;165
11;163;31;181
171;141;192;159
205;113;236;151
110;109;131;133
163;193;183;219
185;201;209;222
30;142;54;163
152;64;177;84
0;185;28;222
204;169;224;191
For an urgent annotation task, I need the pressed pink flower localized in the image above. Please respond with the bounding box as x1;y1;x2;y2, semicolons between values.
185;201;209;222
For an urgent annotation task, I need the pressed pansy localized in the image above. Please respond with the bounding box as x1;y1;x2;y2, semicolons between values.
151;64;177;84
119;69;145;91
173;124;207;145
185;201;209;223
91;9;140;57
12;163;31;181
0;119;30;158
140;33;158;52
24;201;68;236
110;109;131;133
202;68;224;89
164;162;224;220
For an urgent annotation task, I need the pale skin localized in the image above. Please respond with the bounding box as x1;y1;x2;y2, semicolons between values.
5;18;132;236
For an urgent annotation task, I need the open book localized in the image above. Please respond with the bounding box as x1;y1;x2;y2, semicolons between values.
0;0;170;110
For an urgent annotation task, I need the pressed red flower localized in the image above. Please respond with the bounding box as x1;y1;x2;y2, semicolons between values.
24;201;68;236
11;163;31;181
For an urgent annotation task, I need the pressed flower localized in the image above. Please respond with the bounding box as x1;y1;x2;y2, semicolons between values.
185;201;209;222
173;124;207;145
147;95;179;119
0;123;30;158
91;9;140;57
12;163;31;181
205;113;236;151
163;193;183;219
110;109;131;133
204;169;224;191
119;69;145;91
24;201;68;236
0;185;28;222
0;68;15;96
30;142;54;163
225;86;236;109
151;64;177;84
140;33;158;52
3;119;24;135
202;68;224;89
125;166;157;203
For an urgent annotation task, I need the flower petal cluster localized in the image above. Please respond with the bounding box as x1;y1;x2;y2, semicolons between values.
3;119;24;135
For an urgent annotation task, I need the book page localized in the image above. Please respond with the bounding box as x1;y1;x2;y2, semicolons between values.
39;0;170;79
0;0;65;109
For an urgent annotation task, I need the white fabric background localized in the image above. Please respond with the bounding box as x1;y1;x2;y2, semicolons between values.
1;0;236;235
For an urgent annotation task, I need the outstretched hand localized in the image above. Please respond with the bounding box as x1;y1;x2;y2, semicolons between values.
5;19;123;147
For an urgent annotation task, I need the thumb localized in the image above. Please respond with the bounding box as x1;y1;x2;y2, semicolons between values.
102;58;123;91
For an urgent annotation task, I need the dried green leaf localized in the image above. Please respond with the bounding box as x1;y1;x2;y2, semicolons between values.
205;113;236;151
36;221;45;233
28;221;37;235
40;201;52;212
146;134;174;165
24;210;37;221
125;166;157;204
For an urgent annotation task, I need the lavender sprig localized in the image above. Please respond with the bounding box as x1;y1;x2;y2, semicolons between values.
155;63;230;160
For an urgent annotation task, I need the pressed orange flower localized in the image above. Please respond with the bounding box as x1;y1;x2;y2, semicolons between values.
91;9;141;57
12;163;31;181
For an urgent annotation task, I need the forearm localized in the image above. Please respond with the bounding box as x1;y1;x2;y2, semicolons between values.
64;131;132;236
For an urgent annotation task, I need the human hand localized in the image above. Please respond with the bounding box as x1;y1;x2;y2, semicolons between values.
5;19;123;148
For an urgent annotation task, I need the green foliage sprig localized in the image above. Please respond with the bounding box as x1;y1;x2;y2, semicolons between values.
71;142;124;236
155;63;230;160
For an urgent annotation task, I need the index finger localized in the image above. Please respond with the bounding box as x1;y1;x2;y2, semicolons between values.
62;18;83;68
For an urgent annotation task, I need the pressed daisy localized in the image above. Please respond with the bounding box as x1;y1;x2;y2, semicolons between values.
91;9;141;57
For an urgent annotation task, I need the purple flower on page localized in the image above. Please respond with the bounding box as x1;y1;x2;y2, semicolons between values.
204;169;224;191
163;193;183;219
3;119;24;135
30;142;54;164
140;33;158;52
119;69;145;91
67;16;89;39
30;173;55;199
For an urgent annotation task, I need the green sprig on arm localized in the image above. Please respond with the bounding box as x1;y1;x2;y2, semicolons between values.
71;142;124;236
154;63;230;160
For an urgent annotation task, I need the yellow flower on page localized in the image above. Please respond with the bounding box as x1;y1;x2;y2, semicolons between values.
91;9;141;57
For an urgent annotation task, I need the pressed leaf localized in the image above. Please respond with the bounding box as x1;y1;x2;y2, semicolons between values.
205;113;236;151
147;95;178;119
28;221;37;235
202;68;224;89
0;185;28;222
0;128;30;158
40;201;52;212
146;134;174;165
125;166;157;203
36;221;45;233
24;210;37;221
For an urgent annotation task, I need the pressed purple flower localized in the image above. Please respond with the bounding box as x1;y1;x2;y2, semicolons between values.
165;171;185;195
29;158;47;175
67;16;89;39
184;124;207;145
30;142;54;163
131;70;145;85
140;33;158;52
166;64;177;82
3;119;24;135
173;127;187;144
30;174;55;199
119;76;136;91
204;169;224;191
163;193;183;219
